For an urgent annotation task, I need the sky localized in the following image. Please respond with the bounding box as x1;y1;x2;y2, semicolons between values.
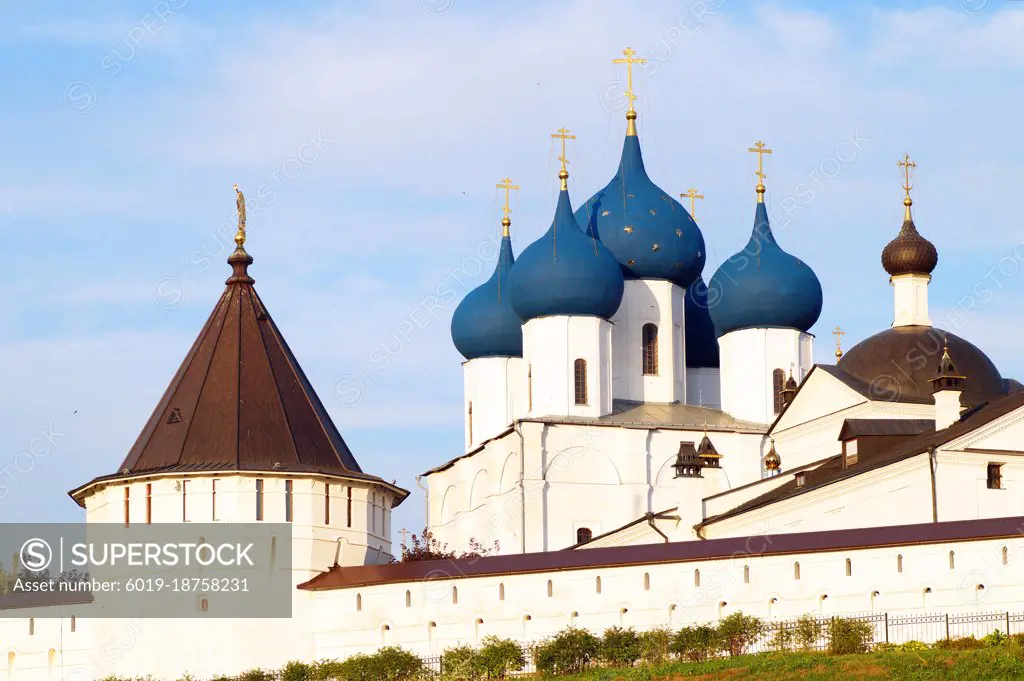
0;0;1022;541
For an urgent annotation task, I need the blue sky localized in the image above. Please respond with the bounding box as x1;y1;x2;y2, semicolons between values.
1;0;1022;540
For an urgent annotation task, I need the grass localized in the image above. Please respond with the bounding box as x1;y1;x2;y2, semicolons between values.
543;647;1024;680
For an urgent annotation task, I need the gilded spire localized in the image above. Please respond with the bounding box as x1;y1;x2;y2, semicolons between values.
551;127;576;190
748;141;772;203
496;177;520;237
833;325;845;360
227;184;254;285
898;153;916;222
233;184;247;248
681;188;704;221
612;47;647;136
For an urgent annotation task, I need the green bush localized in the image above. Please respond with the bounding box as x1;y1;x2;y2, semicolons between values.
309;659;346;681
440;644;479;680
670;625;722;661
599;626;641;666
717;612;767;656
794;614;824;651
898;640;928;653
334;648;423;681
533;627;599;676
827;616;874;655
239;670;273;681
476;636;526;678
985;629;1008;647
769;623;795;652
281;661;311;681
934;636;986;651
638;628;672;665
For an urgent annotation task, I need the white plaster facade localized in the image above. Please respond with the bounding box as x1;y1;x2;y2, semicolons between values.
892;273;932;327
522;315;614;419
462;357;528;450
719;328;814;425
610;280;686;404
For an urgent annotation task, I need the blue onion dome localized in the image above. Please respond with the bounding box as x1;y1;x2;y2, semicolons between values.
708;201;823;337
684;275;720;368
509;178;625;322
575;131;706;287
450;218;523;360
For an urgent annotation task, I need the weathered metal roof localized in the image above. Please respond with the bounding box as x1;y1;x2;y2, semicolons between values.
526;400;768;432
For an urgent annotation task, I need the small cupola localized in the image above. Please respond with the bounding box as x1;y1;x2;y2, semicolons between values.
672;441;702;478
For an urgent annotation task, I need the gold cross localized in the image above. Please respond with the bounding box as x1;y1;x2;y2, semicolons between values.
400;528;409;547
748;141;772;202
496;177;520;237
898;153;916;220
612;47;647;115
833;325;845;359
681;188;704;221
551;127;576;189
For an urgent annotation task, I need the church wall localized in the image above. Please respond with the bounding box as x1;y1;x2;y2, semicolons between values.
462;357;527;451
719;328;813;425
522;316;613;419
934;453;1024;522
611;280;686;404
307;533;1024;661
685;368;721;408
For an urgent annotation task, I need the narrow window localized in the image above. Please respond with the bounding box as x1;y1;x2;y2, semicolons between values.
285;479;294;522
499;583;505;601
70;616;76;633
200;598;209;612
211;479;217;521
596;576;602;594
743;565;750;583
528;365;533;411
356;593;362;611
643;572;650;591
371;491;377;533
949;550;955;570
405;590;411;608
347;487;353;528
146;483;152;524
546;580;553;598
795;472;806;487
694;569;700;587
124;487;130;527
325;483;331;524
181;479;188;522
256;479;264;521
988;463;1003;490
29;618;34;636
642;323;658;375
452;586;458;605
576;527;592;544
1003;546;1009;565
468;402;473;444
794;562;801;580
772;368;786;414
846;558;852;577
573;359;588;405
897;554;903;573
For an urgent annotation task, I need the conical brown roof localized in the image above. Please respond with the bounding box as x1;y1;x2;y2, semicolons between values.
73;245;402;501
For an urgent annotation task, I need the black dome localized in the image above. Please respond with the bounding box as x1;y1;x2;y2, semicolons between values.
838;326;1005;405
881;218;937;276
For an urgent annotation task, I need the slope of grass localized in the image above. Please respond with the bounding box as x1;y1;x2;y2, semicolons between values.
548;647;1024;680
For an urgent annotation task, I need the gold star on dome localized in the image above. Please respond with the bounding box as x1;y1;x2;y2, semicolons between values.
623;226;634;234
652;243;660;251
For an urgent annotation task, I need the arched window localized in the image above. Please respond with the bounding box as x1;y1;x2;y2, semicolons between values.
794;562;801;580
743;565;750;584
468;402;473;444
642;324;658;375
772;368;786;414
405;590;411;608
846;558;852;577
547;580;553;598
498;583;505;601
596;576;602;594
452;586;459;605
1003;546;1009;565
574;359;588;405
200;597;209;612
576;527;593;544
29;618;34;635
70;615;76;633
949;550;956;569
694;569;700;587
356;593;362;611
643;572;650;591
897;554;903;573
527;365;533;412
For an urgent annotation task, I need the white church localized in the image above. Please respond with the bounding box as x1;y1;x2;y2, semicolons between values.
5;49;1024;680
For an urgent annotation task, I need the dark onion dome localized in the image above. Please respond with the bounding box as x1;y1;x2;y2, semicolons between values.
575;134;706;287
838;326;1004;406
881;213;938;277
509;187;625;322
708;202;823;337
684;275;720;368
450;226;522;360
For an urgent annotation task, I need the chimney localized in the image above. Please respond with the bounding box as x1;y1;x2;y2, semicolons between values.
929;339;965;430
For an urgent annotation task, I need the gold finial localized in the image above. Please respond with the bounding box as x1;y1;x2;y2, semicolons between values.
833;325;845;360
748;141;772;203
551;127;576;190
681;188;704;221
233;184;247;247
898;153;916;221
612;47;647;136
496;177;520;237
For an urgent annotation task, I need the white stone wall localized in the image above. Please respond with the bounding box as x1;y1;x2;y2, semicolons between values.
719;328;814;425
307;534;1024;660
685;368;721;408
892;273;932;327
522;316;613;419
462;356;527;451
610;280;686;404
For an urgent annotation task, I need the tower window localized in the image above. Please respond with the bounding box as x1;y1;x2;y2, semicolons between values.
124;487;130;527
285;480;293;522
528;365;533;411
642;323;658;375
255;479;264;521
325;483;331;524
772;368;785;414
576;527;593;544
574;359;588;405
347;486;353;528
468;402;473;444
146;483;152;524
987;463;1003;490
